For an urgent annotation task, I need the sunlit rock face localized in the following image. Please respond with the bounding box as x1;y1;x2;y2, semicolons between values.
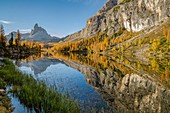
63;60;170;113
65;0;170;42
121;0;170;32
96;0;117;15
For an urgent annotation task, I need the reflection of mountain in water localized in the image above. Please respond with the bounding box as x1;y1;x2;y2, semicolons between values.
62;59;170;113
18;52;170;113
20;58;63;75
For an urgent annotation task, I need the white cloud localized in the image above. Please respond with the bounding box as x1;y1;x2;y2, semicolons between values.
0;20;13;24
20;29;31;33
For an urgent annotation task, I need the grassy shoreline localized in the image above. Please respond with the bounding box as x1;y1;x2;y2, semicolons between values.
0;80;13;113
0;59;79;113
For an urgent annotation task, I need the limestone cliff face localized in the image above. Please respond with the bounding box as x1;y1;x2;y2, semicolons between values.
64;0;170;42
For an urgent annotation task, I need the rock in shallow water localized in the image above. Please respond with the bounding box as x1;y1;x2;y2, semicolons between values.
0;89;6;95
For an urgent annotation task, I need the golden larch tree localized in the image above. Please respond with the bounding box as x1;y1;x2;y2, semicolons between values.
163;25;167;36
15;30;21;46
167;29;170;42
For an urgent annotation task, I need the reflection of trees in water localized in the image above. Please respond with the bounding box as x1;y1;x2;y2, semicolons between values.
48;52;170;83
22;52;42;63
18;52;170;113
48;52;170;113
21;52;170;84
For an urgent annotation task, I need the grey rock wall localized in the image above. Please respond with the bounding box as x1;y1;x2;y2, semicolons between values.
65;0;170;42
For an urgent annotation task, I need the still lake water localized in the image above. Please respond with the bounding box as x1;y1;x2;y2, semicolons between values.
11;52;170;113
12;58;109;113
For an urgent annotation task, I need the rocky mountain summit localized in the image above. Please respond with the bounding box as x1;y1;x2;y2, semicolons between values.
6;24;61;43
64;0;170;42
96;0;117;15
30;23;47;36
27;23;60;42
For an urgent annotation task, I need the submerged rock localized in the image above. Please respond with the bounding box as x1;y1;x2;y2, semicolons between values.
0;89;5;95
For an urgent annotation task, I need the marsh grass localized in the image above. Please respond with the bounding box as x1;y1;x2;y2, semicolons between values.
0;59;79;113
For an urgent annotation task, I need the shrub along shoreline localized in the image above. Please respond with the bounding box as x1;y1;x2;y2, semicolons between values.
0;59;79;113
0;80;14;113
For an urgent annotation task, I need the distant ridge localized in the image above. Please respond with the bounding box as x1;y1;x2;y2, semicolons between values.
6;23;61;43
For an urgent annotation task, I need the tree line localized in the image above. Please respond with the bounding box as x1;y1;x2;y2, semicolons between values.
0;24;41;51
52;24;170;54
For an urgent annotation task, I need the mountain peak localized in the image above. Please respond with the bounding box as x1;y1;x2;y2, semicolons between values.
31;23;47;36
6;23;61;42
34;23;39;29
97;0;117;15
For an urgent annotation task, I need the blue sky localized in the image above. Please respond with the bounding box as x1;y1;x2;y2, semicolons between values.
0;0;106;37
